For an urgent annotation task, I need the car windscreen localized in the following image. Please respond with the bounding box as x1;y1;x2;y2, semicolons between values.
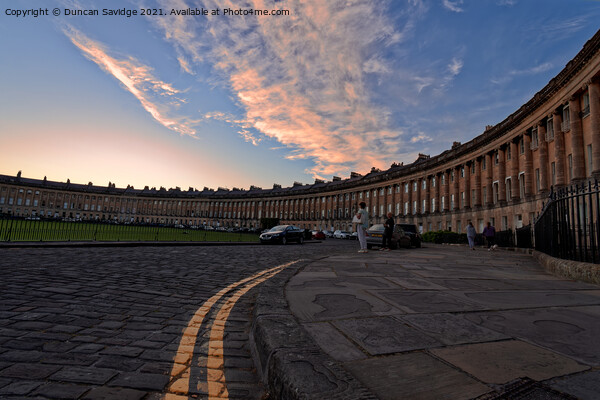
269;225;288;232
367;224;384;231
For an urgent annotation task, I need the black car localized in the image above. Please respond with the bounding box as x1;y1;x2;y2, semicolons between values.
365;224;411;250
397;224;422;248
260;225;305;244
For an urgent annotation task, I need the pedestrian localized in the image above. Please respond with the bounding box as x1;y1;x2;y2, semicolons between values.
380;212;394;251
482;221;496;251
355;202;369;253
467;221;476;250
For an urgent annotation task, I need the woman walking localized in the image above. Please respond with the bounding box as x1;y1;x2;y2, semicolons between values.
356;202;369;253
467;222;476;250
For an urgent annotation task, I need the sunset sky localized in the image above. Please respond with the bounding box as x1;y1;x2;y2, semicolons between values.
1;0;599;191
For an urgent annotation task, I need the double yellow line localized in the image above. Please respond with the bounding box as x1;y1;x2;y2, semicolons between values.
163;261;299;400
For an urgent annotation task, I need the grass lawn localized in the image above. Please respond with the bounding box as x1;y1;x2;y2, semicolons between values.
0;219;259;243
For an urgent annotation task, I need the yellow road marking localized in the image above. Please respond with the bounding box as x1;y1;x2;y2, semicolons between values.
206;265;291;399
165;261;299;399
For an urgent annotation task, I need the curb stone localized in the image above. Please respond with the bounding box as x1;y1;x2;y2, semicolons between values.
533;250;600;285
251;260;377;400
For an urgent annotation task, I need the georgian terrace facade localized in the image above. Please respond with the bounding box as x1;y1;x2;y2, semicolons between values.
2;29;600;235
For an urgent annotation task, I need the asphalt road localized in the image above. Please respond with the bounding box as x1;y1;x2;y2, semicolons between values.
0;239;359;399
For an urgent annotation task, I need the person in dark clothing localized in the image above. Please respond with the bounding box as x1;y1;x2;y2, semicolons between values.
483;222;496;250
381;212;395;251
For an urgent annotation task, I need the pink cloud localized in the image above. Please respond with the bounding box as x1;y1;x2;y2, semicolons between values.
64;26;196;137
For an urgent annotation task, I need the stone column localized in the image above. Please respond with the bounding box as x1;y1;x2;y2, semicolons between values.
464;163;471;208
486;153;493;205
498;146;506;202
426;176;432;214
588;78;600;177
453;167;460;210
538;121;549;192
407;181;413;215
553;110;566;187
474;158;482;207
434;173;441;213
443;171;450;212
569;95;586;181
523;133;533;197
416;178;422;214
511;140;520;200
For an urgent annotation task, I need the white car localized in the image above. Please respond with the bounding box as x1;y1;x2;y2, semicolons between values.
333;230;351;239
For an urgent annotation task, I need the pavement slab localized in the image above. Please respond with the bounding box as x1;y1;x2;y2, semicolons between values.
302;322;368;362
547;370;600;400
332;316;442;355
430;340;589;384
343;352;491;400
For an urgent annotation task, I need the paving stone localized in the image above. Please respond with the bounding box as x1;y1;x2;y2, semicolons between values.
431;340;590;384
0;380;44;396
547;369;600;400
100;346;144;357
32;382;91;399
42;352;99;366
0;363;61;379
376;289;484;313
95;355;144;372
71;343;106;353
302;322;367;362
81;386;147;400
333;316;442;355
400;313;510;345
49;366;118;385
107;372;170;390
344;352;491;400
0;350;43;362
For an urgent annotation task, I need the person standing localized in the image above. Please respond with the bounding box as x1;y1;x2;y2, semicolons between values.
467;221;476;250
482;221;496;250
356;202;369;253
381;212;394;251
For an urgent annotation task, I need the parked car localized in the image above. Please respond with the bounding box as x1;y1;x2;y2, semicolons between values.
365;224;411;250
350;231;358;240
397;224;422;248
311;230;326;240
333;230;351;239
323;230;335;238
260;225;305;244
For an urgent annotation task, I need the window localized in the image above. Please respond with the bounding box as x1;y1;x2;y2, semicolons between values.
482;157;486;170
519;173;525;198
507;145;511;160
404;183;409;193
431;198;436;213
441;196;446;210
422;180;426;190
506;178;512;199
483;187;487;204
531;128;539;149
450;194;455;209
422;199;426;213
535;169;540;192
562;105;570;131
395;203;400;215
404;202;409;215
380;205;384;215
583;92;590;117
441;174;446;185
460;167;465;178
471;163;476;174
551;162;556;186
493;183;498;204
520;138;525;154
412;201;417;214
413;181;417;192
546;118;554;141
471;189;476;205
366;191;369;198
432;177;436;187
494;153;499;165
461;192;465;208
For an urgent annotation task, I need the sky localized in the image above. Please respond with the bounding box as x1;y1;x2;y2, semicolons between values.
1;0;599;191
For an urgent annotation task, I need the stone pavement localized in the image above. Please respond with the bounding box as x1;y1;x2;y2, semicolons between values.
253;243;600;400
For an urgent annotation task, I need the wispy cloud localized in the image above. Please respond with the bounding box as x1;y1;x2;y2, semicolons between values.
443;0;464;13
491;62;553;85
63;26;197;136
496;0;517;6
151;0;426;179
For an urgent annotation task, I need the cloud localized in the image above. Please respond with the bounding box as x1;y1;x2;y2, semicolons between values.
410;133;433;143
443;0;464;13
63;26;196;136
496;0;517;5
491;62;553;85
151;0;424;179
448;57;463;76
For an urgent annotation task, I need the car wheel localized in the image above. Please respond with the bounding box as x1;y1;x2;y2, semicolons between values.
299;236;304;245
281;237;287;245
390;240;398;250
415;240;421;248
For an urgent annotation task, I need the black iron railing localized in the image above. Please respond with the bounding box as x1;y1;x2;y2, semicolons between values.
535;180;600;263
0;217;260;243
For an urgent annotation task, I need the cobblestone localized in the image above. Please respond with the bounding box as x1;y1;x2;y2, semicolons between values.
0;241;355;399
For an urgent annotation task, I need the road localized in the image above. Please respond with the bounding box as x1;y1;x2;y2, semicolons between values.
0;239;358;399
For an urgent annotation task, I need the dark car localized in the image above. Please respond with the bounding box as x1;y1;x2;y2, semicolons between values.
260;225;305;245
397;223;422;248
311;230;326;240
365;224;411;250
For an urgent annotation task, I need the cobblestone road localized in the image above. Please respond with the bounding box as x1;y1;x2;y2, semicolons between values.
0;240;358;399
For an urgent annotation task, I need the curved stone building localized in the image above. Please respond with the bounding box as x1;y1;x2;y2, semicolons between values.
2;29;600;236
